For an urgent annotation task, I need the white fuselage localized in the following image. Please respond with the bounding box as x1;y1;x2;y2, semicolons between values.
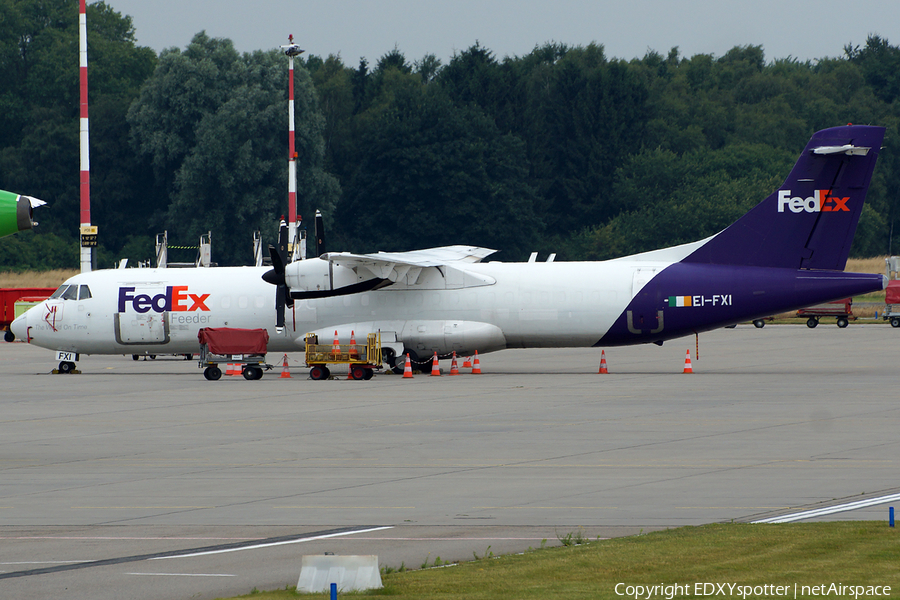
10;257;671;358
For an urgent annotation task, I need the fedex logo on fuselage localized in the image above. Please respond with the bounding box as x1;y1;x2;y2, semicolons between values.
118;286;211;314
777;189;850;213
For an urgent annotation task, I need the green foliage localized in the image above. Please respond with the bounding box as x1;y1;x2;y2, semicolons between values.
588;144;793;259
0;0;156;252
0;230;79;270
335;82;541;259
3;5;900;269
128;32;339;265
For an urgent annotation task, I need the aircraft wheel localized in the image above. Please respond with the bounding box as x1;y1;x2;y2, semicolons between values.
204;366;222;381
132;354;139;361
836;317;849;328
382;348;398;372
391;350;416;374
390;356;406;375
806;318;818;328
4;329;14;342
350;365;367;380
58;361;76;374
753;319;765;328
310;365;328;380
891;317;900;328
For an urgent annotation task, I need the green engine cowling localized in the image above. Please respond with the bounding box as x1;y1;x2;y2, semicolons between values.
0;189;46;238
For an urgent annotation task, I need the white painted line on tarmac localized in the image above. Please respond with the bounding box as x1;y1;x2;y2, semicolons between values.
752;492;900;523
150;526;394;560
127;572;235;577
0;561;88;565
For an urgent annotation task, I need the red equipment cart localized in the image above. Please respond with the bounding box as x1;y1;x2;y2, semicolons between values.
198;327;270;381
882;280;900;327
796;298;854;328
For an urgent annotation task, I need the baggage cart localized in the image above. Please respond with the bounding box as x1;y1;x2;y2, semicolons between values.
304;331;382;381
198;327;270;380
796;298;854;328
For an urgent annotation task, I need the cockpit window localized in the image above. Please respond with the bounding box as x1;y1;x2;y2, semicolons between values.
79;285;92;300
49;285;68;299
61;285;78;300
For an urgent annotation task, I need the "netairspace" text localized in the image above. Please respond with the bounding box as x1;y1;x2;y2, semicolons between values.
614;582;892;600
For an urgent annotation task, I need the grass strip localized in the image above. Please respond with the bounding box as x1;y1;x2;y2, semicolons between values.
216;522;899;599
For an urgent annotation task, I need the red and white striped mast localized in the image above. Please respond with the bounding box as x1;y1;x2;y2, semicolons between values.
280;35;304;261
78;0;94;272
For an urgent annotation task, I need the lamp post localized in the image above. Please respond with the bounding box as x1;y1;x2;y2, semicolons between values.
280;35;305;261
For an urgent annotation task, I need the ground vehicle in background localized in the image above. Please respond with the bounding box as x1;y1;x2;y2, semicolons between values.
797;298;854;328
882;280;900;327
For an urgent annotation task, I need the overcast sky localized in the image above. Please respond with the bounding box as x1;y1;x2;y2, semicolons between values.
106;0;898;66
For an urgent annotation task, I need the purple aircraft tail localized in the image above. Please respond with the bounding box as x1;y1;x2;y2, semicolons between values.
683;125;885;270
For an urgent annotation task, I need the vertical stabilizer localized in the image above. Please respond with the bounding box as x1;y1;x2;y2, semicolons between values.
684;125;885;270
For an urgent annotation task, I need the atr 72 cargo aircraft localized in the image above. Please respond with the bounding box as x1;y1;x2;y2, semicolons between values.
6;125;889;374
0;189;45;238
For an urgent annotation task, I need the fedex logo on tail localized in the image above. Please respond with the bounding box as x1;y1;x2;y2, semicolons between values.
118;286;211;314
777;190;850;213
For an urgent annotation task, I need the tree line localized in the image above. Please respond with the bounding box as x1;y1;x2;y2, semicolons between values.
2;0;900;269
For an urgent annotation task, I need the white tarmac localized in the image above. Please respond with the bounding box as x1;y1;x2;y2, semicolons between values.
1;324;898;599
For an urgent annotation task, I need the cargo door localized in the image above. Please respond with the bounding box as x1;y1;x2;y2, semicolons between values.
114;312;170;344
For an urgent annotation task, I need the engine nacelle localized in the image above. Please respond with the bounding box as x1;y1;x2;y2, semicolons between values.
0;190;44;238
306;320;507;360
401;320;507;357
284;257;362;293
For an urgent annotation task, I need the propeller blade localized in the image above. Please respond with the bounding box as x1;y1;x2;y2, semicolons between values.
277;220;289;265
315;210;325;257
262;245;285;285
275;285;286;329
264;220;294;329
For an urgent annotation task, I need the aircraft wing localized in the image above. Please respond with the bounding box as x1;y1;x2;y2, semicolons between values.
323;245;497;268
281;245;498;300
319;245;497;288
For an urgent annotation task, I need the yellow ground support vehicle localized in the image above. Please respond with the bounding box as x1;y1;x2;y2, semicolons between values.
304;331;382;380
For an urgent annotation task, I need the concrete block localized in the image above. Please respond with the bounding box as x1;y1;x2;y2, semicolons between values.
296;555;382;593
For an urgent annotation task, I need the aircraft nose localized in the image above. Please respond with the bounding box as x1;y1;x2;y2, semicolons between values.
8;312;27;342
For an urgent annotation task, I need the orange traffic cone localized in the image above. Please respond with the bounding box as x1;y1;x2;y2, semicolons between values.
226;363;239;376
331;330;341;358
279;354;292;378
462;355;472;368
598;350;609;374
449;351;459;375
683;349;693;374
471;350;482;374
431;352;441;376
402;353;414;378
349;330;359;358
